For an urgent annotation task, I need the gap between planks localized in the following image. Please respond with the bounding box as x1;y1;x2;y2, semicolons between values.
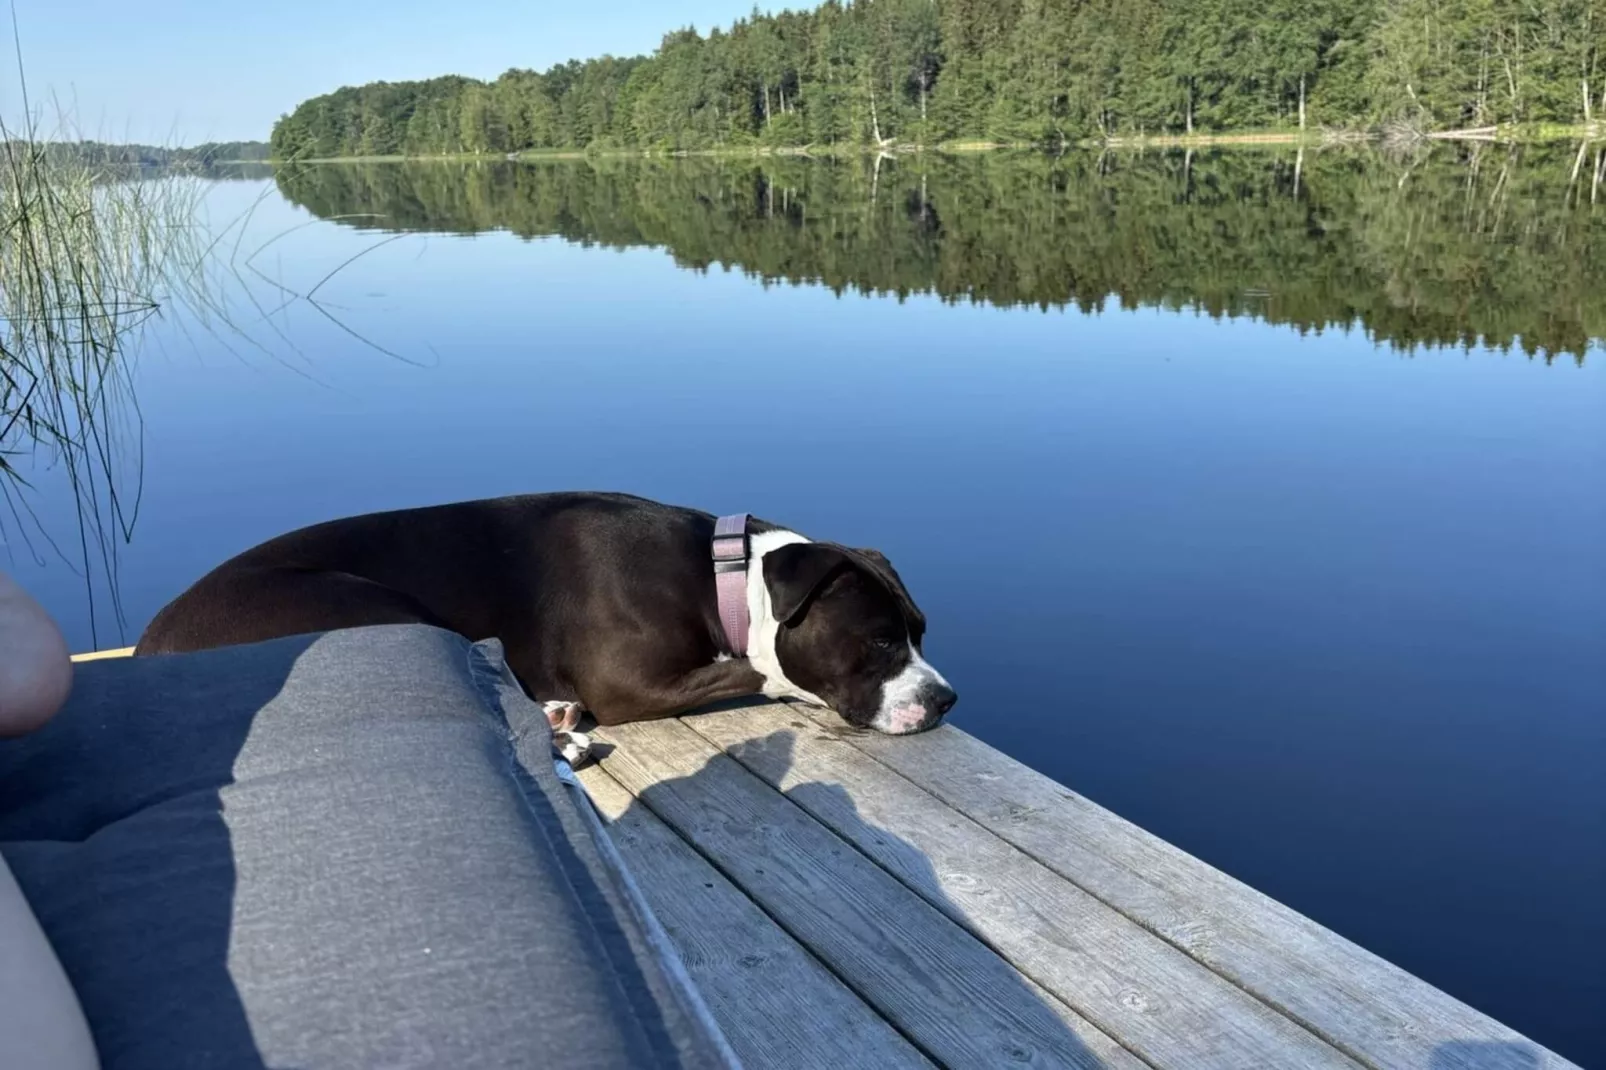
591;715;1144;1070
575;761;939;1070
686;702;1580;1070
675;705;1360;1070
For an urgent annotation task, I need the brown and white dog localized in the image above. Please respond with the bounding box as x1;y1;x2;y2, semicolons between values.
135;492;957;739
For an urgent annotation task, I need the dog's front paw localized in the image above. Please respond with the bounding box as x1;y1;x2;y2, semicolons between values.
542;699;594;768
542;700;586;734
553;730;594;768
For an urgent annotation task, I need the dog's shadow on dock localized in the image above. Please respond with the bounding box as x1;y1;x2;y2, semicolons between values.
611;720;1117;1070
606;717;1572;1070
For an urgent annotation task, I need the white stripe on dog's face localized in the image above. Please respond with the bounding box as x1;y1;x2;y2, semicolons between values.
745;529;829;707
871;644;953;735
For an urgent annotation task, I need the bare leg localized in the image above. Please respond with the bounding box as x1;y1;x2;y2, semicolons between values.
0;570;71;739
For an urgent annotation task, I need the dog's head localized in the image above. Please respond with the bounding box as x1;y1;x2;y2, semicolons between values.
759;541;956;734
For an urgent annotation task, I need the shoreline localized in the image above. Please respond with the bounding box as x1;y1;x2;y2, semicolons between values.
283;122;1604;166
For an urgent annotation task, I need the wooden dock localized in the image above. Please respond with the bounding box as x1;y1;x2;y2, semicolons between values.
69;647;1577;1067
575;700;1580;1070
69;647;136;663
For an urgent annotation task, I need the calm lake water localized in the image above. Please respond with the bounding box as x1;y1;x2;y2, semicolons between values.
5;147;1604;1063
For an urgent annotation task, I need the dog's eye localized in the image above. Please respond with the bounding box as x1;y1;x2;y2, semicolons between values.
871;638;895;652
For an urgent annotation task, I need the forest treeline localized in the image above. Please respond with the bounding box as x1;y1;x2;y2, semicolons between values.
274;146;1603;361
270;0;1606;158
34;141;273;166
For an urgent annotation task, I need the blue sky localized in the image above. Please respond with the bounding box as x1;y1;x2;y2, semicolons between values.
2;0;775;144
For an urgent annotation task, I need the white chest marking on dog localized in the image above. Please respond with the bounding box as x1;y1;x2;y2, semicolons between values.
745;529;829;707
872;643;951;734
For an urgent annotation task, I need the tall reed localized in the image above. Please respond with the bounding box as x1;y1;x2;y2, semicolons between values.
1;94;210;641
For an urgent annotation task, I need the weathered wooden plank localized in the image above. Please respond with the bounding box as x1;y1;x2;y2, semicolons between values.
573;764;936;1070
687;705;1360;1070
592;719;1146;1070
70;647;134;663
796;706;1581;1070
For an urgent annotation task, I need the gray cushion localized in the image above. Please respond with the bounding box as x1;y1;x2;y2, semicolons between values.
0;625;734;1070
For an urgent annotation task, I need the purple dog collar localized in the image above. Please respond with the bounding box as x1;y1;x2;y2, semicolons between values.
713;514;751;657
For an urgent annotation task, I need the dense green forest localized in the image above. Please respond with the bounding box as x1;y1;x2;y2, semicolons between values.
275;146;1603;360
271;0;1606;157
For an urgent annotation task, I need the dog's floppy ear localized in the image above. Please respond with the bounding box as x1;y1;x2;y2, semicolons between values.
855;547;894;570
763;543;852;624
854;546;927;639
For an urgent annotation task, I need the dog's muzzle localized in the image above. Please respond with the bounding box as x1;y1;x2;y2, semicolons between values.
873;675;958;735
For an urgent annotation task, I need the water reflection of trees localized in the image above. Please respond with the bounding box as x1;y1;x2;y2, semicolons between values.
280;145;1604;363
